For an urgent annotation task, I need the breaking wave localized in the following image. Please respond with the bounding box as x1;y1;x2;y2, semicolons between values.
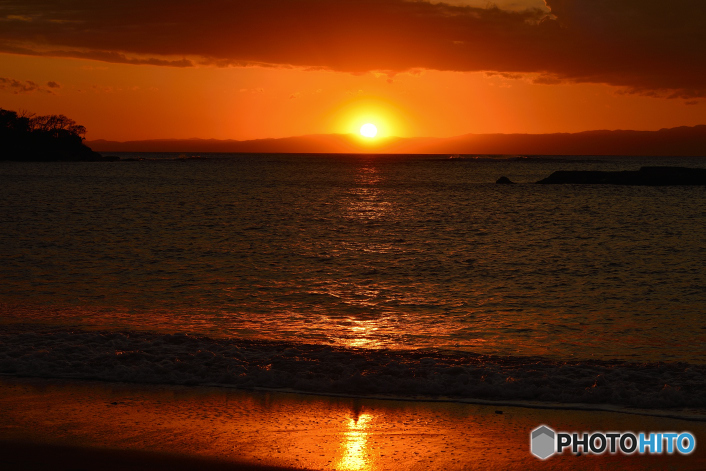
1;326;704;410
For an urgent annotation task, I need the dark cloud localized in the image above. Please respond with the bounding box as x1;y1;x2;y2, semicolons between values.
0;77;55;94
486;72;526;80
47;81;60;88
0;42;193;67
532;74;562;85
539;0;706;95
0;0;704;96
46;50;193;67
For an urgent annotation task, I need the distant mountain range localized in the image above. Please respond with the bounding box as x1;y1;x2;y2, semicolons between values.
87;125;706;156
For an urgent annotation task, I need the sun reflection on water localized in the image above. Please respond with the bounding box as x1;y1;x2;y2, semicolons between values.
346;165;391;223
341;318;383;349
335;407;373;471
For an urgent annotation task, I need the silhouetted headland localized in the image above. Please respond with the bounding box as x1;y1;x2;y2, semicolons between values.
537;166;706;185
495;176;514;184
87;125;706;155
1;108;112;162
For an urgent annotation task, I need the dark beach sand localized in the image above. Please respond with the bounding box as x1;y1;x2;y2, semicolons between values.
0;440;300;471
0;377;704;470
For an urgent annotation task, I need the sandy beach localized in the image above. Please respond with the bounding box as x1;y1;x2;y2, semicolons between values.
0;377;704;470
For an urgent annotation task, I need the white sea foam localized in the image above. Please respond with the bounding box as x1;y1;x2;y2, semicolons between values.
1;326;703;410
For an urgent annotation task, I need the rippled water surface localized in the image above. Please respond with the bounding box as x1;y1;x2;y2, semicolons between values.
2;154;705;363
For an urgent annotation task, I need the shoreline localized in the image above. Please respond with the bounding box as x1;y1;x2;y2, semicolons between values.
3;373;705;422
1;376;704;470
2;326;704;411
224;385;706;422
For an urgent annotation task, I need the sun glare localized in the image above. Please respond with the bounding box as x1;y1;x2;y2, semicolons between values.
360;123;378;138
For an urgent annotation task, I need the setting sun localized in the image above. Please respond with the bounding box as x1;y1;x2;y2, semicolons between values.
360;123;378;138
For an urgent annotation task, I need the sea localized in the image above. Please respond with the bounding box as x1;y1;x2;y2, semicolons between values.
1;153;705;410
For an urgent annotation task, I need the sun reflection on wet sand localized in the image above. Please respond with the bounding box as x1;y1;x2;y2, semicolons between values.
0;378;704;470
335;406;373;471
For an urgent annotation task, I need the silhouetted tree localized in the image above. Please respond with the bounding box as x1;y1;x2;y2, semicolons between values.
29;114;86;139
0;108;105;161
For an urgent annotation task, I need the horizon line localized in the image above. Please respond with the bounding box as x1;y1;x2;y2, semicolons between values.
86;124;706;144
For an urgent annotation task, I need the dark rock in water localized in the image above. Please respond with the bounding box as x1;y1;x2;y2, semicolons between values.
536;166;706;185
496;176;514;184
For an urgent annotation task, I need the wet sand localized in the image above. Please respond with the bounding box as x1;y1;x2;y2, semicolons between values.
0;377;704;470
0;440;299;471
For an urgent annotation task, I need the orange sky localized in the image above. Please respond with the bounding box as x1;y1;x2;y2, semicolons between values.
1;0;705;142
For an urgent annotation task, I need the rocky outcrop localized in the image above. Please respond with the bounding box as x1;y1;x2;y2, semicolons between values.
495;176;514;184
